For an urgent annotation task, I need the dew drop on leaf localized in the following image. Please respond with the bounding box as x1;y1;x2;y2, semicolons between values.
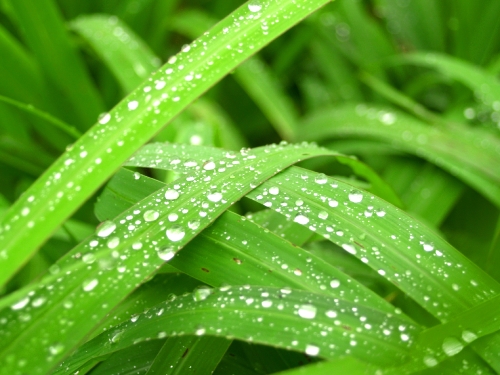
318;211;328;220
107;237;120;249
203;161;216;170
48;343;65;356
96;220;116;238
193;286;213;301
298;304;317;319
82;253;96;264
188;220;200;230
269;186;280;195
11;297;30;310
305;344;320;356
82;279;98;292
248;0;262;13
207;192;223;202
166;225;185;242
195;326;206;336
342;243;357;255
294;213;309;225
325;310;337;318
158;248;175;261
348;190;363;203
165;189;180;200
461;330;478;343
330;279;340;288
314;173;328;184
442;337;463;356
144;210;160;222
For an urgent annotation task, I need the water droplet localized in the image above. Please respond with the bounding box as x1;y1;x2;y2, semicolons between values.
203;161;216;170
144;210;160;222
314;174;328;184
262;300;273;308
158;248;175;261
48;343;65;356
11;297;30;310
107;237;120;249
248;0;262;12
193;286;212;301
305;344;320;356
318;211;328;220
442;337;463;356
341;244;357;255
127;100;138;110
166;225;185;242
325;310;337;318
269;187;280;195
294;213;309;225
96;221;116;238
207;192;223;202
195;326;206;336
82;279;98;292
165;189;180;200
461;330;478;343
423;356;438;367
82;253;96;264
330;279;340;288
422;243;434;252
298;304;317;319
348;190;363;203
188;220;200;230
99;113;111;125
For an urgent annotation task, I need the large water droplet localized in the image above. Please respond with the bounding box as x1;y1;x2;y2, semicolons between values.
294;213;309;225
314;173;328;184
248;0;262;12
461;330;478;343
305;344;320;356
193;286;213;301
442;337;463;357
269;187;280;195
158;248;175;261
166;225;185;242
298;304;317;319
11;297;30;310
165;189;180;200
348;190;363;203
144;210;160;222
97;221;116;238
342;243;357;255
330;279;340;288
203;161;216;170
82;279;99;292
207;192;223;202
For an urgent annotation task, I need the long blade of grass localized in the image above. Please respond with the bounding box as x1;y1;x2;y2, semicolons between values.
71;15;161;93
55;286;419;373
0;143;335;375
0;0;332;288
300;104;500;208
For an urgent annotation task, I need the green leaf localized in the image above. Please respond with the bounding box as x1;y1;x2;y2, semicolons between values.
0;143;335;375
56;286;419;373
0;0;332;287
71;15;161;93
301;104;500;208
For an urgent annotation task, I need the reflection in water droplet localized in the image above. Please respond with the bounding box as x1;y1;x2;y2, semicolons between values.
207;192;223;202
298;304;317;319
442;337;464;356
348;190;363;203
305;344;320;356
82;279;98;292
97;221;116;237
144;210;159;222
166;226;185;242
165;189;180;200
294;213;309;225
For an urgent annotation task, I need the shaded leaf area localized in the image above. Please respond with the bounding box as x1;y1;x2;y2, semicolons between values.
300;104;500;208
0;143;334;375
56;286;419;374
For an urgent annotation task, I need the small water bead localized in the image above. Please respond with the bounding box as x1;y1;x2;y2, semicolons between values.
165;189;180;200
82;279;99;292
442;337;463;356
325;310;337;318
400;334;410;341
195;327;206;336
207;192;223;202
82;253;96;264
294;213;309;225
143;210;159;222
348;190;363;203
168;213;178;222
422;243;434;252
132;242;142;250
166;225;185;242
330;279;340;288
32;297;46;308
248;0;262;12
298;304;317;319
318;211;328;220
98;113;111;125
328;200;338;208
293;269;302;276
314;173;328;185
305;344;320;356
127;100;138;110
269;186;280;195
48;343;65;356
261;300;273;308
158;248;175;261
96;221;116;238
